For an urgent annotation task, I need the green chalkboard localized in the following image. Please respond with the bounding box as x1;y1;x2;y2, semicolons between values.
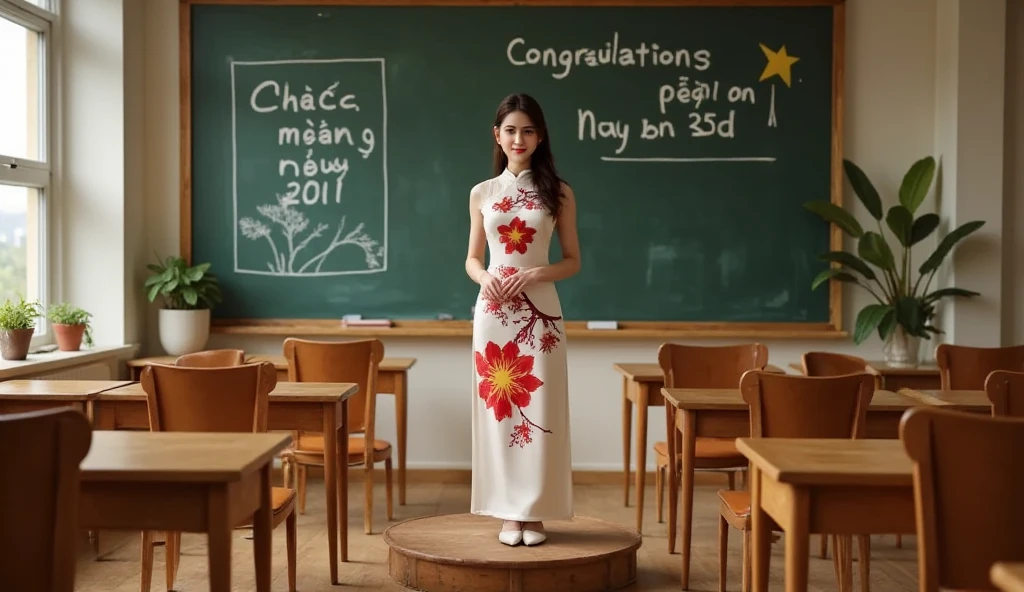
183;0;844;330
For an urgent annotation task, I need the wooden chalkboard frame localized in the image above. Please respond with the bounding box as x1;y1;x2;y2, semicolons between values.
179;0;848;339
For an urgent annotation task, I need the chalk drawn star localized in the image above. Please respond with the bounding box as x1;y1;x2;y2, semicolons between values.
758;43;800;87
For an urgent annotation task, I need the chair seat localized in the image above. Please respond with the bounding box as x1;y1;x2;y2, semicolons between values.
717;489;751;531
289;433;393;466
654;437;745;459
717;489;751;517
296;433;392;455
272;487;296;514
236;487;295;530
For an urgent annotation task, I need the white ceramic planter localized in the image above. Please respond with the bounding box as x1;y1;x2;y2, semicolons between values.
158;308;210;356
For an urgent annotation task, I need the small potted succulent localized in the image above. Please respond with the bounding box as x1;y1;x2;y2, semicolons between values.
48;302;94;351
0;296;43;360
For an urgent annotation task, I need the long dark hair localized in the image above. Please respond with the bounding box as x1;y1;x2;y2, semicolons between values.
492;93;568;219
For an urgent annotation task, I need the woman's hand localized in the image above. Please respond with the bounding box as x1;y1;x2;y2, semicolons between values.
478;272;505;302
501;268;539;300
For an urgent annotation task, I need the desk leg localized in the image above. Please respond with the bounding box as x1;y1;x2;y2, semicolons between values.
323;405;340;584
253;464;273;592
783;485;810;592
339;399;349;563
751;466;770;592
678;410;696;589
395;372;408;506
207;485;232;592
622;376;632;507
666;403;677;554
634;383;649;532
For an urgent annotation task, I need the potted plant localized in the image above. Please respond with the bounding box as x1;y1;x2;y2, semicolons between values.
48;302;94;351
0;296;43;360
144;253;222;356
804;155;985;367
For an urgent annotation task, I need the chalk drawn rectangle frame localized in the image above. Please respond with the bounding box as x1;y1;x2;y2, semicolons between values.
228;57;389;277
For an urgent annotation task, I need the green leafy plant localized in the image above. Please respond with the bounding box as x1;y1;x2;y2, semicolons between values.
144;253;223;310
804;156;985;345
0;296;43;331
48;302;94;347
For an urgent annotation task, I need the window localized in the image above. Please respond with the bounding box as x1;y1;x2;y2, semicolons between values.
0;0;56;344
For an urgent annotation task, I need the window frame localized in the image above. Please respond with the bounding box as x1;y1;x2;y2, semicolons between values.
0;0;59;348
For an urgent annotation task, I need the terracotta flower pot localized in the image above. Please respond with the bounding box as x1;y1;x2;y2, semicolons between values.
0;328;35;360
53;323;87;351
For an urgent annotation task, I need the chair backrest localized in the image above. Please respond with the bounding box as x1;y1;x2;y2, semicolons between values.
141;362;277;433
741;371;874;438
174;349;246;368
985;369;1024;418
283;338;384;435
0;408;92;592
934;343;1024;390
900;407;1024;591
801;351;882;389
657;343;769;389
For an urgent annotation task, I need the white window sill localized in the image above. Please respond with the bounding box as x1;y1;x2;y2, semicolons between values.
0;344;140;381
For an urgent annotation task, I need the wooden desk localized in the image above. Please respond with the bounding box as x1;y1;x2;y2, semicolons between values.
899;388;992;413
127;355;417;505
789;359;941;391
79;431;290;592
660;387;920;589
91;381;356;585
0;380;131;416
737;438;915;592
992;562;1024;592
613;362;784;532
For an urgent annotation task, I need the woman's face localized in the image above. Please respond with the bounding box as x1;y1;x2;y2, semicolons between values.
494;110;541;169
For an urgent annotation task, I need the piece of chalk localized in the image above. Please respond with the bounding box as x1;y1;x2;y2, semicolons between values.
586;320;619;330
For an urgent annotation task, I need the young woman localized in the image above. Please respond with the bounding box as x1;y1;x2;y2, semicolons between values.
465;93;582;546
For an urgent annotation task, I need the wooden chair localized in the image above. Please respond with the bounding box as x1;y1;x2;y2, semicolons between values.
174;348;246;367
900;406;1024;591
282;337;391;534
986;369;1024;417
135;347;252;585
935;343;1024;390
718;370;875;592
140;362;297;592
0;408;92;592
801;351;891;555
654;343;767;550
801;351;882;388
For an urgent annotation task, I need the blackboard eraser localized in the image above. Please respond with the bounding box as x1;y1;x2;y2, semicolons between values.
586;321;619;330
342;318;392;328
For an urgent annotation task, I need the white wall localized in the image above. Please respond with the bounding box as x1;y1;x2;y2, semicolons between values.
1006;0;1024;345
57;0;1019;471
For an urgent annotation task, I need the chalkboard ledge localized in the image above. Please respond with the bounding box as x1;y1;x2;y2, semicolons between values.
210;319;848;340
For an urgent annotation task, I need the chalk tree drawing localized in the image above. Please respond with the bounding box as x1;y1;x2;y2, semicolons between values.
231;57;388;277
239;192;384;275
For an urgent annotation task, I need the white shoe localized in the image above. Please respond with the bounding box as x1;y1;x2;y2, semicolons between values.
522;529;546;546
498;530;523;546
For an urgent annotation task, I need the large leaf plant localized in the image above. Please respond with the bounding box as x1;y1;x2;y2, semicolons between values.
144;253;223;310
804;156;984;345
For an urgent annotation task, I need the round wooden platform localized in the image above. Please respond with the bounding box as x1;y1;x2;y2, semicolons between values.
383;513;641;592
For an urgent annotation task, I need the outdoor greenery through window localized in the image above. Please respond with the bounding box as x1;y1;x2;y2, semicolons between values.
0;0;56;342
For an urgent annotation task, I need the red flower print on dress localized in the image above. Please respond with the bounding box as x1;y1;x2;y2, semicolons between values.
497;216;536;255
493;187;543;213
492;196;513;213
480;266;564;354
474;340;552;448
